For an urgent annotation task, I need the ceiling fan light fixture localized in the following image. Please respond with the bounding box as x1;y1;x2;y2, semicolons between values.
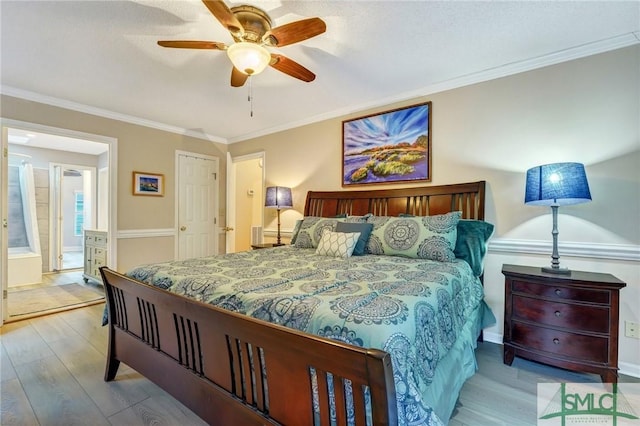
227;42;271;76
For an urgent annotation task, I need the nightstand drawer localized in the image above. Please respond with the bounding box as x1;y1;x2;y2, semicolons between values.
512;295;609;333
512;322;609;363
512;280;609;304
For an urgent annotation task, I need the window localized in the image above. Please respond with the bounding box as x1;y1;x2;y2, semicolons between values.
74;191;84;236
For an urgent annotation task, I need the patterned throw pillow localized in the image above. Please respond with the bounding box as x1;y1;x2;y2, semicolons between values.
294;217;342;248
293;215;371;248
315;230;361;258
366;212;462;261
290;219;303;244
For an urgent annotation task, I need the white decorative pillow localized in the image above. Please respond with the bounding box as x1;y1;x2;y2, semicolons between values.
315;230;361;258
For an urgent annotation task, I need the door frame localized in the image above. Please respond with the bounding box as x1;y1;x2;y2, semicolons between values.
49;162;97;271
174;150;220;259
226;151;265;253
0;118;117;326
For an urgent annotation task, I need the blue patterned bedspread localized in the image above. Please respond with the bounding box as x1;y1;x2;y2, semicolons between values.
126;246;488;425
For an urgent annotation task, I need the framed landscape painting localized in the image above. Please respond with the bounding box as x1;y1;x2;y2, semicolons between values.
132;171;164;196
342;102;431;186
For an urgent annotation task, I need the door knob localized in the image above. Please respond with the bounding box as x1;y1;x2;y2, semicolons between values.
180;226;187;231
223;226;234;232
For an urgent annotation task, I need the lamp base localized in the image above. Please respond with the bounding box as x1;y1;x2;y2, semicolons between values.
541;266;571;275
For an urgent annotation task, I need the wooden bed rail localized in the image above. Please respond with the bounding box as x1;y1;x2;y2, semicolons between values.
101;267;398;425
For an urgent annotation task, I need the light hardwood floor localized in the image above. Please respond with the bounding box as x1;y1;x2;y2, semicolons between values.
1;305;638;425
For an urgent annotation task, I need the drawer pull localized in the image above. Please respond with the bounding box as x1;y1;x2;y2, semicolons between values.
554;311;561;317
555;289;562;296
553;338;560;345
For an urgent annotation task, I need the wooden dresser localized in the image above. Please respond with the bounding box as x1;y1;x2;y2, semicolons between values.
502;264;626;383
83;229;107;284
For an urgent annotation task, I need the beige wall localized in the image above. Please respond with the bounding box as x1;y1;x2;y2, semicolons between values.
229;46;640;372
1;95;228;272
1;46;638;371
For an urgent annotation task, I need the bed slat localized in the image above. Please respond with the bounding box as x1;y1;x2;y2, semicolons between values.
305;181;485;219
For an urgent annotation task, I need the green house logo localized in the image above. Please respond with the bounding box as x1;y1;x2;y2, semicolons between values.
539;383;639;425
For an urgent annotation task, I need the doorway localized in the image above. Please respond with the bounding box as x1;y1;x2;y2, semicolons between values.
50;163;97;271
1;121;116;324
226;152;265;253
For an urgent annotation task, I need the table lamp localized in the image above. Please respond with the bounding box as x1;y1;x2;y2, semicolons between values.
525;162;591;274
265;186;292;245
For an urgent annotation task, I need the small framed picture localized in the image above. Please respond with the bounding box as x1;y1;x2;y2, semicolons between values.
132;171;164;196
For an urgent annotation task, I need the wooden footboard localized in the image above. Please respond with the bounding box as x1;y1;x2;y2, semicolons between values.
100;267;398;425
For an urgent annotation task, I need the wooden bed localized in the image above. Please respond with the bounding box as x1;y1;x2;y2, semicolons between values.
101;181;486;426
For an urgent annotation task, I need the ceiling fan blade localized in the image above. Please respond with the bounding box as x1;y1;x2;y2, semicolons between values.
269;54;315;82
266;17;326;47
202;0;244;36
158;40;226;50
231;67;249;87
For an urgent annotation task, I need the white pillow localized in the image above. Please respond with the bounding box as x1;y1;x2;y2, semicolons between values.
315;230;361;258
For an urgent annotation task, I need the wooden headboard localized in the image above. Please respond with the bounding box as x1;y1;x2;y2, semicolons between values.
304;181;486;220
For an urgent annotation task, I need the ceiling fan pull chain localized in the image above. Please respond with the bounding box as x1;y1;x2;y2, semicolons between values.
249;76;254;117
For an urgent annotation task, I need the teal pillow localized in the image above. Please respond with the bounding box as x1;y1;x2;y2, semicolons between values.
366;212;461;261
335;222;374;256
454;220;494;276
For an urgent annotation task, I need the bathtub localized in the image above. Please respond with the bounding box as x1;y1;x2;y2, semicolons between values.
8;153;43;288
8;247;43;287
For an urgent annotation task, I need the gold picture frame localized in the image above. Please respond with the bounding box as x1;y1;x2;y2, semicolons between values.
132;171;164;196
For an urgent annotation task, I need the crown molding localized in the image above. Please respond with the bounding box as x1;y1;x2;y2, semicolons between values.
2;33;637;145
227;33;640;143
0;86;227;145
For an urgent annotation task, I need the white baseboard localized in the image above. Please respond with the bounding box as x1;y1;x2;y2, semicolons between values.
619;362;640;378
482;330;502;345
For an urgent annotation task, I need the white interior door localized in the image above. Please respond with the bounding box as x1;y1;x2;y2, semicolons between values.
177;152;219;260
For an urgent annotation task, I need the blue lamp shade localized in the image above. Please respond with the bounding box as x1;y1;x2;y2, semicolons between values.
265;186;293;209
525;162;592;207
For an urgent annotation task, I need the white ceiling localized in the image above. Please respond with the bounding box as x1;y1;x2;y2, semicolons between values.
7;128;109;155
1;1;639;145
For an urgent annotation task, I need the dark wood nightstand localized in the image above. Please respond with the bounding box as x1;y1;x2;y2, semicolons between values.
502;264;626;383
251;243;285;250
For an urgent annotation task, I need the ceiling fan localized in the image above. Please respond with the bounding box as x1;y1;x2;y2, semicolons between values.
158;0;326;87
